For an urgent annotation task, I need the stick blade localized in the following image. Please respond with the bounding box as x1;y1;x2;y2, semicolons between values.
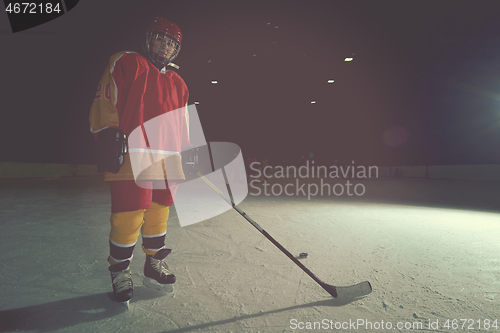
321;281;372;299
335;281;372;299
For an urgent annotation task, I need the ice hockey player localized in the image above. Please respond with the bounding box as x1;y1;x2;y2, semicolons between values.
89;17;189;305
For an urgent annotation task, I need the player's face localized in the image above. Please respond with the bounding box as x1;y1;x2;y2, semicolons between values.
152;34;176;60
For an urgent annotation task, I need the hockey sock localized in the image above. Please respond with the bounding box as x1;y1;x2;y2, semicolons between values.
142;202;169;256
109;209;146;264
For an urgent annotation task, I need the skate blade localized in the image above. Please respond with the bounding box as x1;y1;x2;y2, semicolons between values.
120;300;130;309
143;277;174;293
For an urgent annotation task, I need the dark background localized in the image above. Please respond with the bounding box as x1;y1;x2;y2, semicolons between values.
1;0;500;167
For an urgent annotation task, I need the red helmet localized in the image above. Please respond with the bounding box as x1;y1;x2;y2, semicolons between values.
145;17;182;66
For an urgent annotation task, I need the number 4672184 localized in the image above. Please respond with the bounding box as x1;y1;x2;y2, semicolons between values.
5;3;61;14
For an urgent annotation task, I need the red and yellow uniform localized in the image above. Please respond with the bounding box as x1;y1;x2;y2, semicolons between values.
89;51;189;264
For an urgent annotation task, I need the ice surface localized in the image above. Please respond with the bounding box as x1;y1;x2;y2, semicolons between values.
0;176;499;332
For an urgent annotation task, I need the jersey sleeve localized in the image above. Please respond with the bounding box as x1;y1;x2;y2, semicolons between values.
88;51;142;141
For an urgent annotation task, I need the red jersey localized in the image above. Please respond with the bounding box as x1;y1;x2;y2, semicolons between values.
89;51;190;181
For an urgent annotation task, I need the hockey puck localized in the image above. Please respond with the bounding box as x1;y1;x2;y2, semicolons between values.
298;252;308;259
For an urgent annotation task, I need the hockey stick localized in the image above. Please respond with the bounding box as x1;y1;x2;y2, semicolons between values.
196;172;372;299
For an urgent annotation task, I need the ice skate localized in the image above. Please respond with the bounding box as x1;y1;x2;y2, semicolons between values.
109;260;133;305
143;248;176;292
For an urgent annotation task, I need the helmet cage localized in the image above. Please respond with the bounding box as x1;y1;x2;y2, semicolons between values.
145;29;181;66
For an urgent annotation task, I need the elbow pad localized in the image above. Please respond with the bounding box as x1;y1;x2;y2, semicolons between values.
97;128;128;174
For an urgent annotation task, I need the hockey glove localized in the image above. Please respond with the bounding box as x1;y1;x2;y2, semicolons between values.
97;128;128;174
